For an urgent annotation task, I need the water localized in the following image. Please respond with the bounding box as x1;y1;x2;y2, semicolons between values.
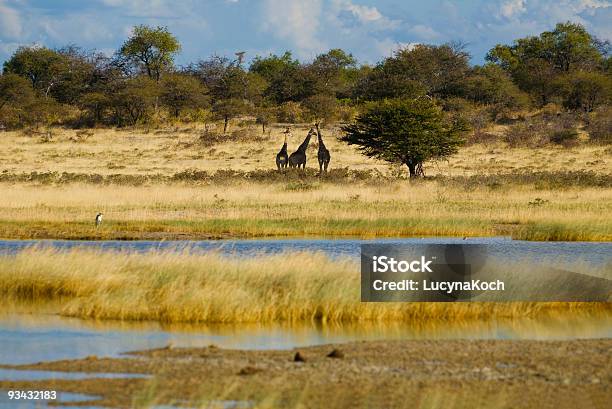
1;308;610;367
0;238;611;267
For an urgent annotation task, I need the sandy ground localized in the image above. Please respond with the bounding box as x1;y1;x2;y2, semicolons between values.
0;339;610;408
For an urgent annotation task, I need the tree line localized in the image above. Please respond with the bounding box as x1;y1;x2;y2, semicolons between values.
0;22;610;132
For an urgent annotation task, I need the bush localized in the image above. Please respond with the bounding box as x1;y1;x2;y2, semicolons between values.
336;103;358;123
443;98;495;145
550;129;579;147
503;120;548;147
301;94;339;122
276;101;304;123
587;106;612;144
503;113;580;148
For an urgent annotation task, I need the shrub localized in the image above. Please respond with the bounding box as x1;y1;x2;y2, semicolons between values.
276;101;304;123
302;94;339;122
503;113;580;148
550;129;579;147
503;120;548;147
586;106;612;144
443;98;495;145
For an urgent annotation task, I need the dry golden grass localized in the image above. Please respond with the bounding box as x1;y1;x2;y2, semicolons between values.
0;248;607;323
0;124;609;177
0;181;610;240
0;124;610;240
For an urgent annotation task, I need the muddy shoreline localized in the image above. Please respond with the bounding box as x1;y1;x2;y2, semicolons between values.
1;339;610;408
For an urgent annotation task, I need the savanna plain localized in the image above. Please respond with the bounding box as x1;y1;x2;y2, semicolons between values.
0;123;610;408
1;124;610;241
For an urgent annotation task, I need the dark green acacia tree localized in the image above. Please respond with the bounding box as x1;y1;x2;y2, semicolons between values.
341;98;468;177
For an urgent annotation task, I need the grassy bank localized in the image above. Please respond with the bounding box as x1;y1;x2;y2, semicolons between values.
1;180;610;241
0;248;608;323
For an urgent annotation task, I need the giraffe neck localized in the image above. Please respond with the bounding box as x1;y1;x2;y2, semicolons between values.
298;134;311;153
318;133;326;149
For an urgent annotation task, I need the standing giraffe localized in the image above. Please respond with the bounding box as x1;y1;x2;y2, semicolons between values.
315;123;330;173
276;128;290;170
288;127;315;169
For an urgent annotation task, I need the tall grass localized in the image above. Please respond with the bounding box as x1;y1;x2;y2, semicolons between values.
0;248;608;323
0;181;610;240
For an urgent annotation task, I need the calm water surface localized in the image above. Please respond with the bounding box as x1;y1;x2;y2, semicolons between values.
1;237;611;267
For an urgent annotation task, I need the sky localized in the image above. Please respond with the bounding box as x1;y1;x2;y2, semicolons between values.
0;0;610;68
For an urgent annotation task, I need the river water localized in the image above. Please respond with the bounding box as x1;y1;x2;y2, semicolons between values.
1;237;611;269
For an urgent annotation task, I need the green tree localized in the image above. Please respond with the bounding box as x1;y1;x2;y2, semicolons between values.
0;73;34;112
79;92;110;124
110;76;160;125
341;98;468;177
302;94;339;122
353;43;469;101
0;73;36;128
353;65;425;101
255;106;276;133
459;64;530;117
304;49;357;97
249;52;304;103
119;25;180;81
486;22;606;105
212;98;251;133
51;46;101;104
555;71;611;112
3;46;68;97
160;73;209;118
188;56;266;104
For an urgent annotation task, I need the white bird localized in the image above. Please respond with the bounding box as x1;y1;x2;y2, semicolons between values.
95;213;103;228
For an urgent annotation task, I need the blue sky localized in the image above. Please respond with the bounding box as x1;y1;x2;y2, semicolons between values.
0;0;610;67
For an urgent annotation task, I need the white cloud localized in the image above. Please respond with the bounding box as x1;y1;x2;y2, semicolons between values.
498;0;527;19
409;24;440;40
342;2;382;22
375;38;419;58
261;0;325;58
0;0;22;38
331;0;400;29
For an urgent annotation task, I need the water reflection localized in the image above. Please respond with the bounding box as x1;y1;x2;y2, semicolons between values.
1;304;610;366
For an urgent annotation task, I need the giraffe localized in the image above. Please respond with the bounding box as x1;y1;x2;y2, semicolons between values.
288;127;315;169
276;128;290;170
315;123;330;173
